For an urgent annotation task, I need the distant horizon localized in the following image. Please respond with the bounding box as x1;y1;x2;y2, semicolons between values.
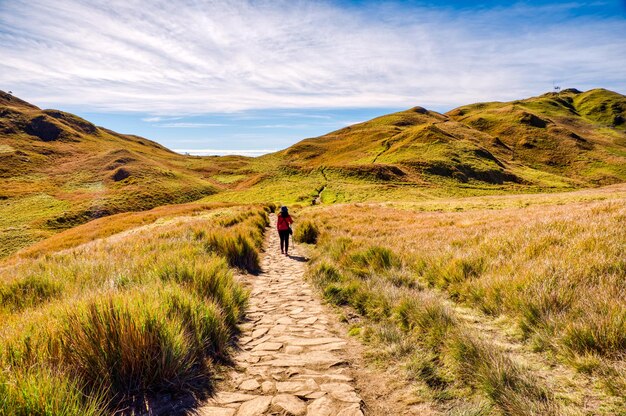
2;0;625;154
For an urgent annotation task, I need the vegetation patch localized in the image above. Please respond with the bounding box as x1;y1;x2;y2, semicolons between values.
0;204;269;414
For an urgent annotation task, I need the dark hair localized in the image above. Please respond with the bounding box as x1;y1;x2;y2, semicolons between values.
280;206;289;217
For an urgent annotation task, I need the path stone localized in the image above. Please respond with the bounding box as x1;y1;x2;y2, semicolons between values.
307;396;334;416
239;379;261;391
236;396;272;416
197;215;364;415
271;394;307;415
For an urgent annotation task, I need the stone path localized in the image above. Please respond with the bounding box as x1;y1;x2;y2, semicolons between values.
197;215;364;416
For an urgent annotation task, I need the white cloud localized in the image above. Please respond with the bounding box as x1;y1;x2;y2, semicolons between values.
141;116;182;122
0;0;624;113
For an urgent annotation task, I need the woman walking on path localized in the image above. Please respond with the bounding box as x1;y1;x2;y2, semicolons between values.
277;206;294;256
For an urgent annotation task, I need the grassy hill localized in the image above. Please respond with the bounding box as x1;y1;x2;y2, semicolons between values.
0;91;225;257
202;88;626;205
447;88;626;185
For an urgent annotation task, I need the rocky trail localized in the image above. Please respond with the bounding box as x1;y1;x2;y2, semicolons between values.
197;216;365;416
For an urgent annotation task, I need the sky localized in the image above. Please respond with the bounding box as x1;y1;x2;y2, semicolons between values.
1;0;625;156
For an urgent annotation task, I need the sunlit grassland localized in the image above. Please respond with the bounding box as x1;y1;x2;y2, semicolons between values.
10;201;237;260
0;204;270;415
299;185;625;415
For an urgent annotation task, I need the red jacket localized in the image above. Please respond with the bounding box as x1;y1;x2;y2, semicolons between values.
277;214;293;231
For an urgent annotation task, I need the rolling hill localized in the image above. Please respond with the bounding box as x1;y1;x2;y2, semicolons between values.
2;88;626;257
202;88;626;205
0;91;222;257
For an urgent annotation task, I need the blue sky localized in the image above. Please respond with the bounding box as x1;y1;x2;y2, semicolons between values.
1;0;625;155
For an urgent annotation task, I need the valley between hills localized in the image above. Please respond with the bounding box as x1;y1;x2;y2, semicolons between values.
0;89;625;415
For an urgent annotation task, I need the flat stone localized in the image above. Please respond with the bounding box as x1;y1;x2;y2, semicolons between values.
252;342;283;351
306;391;327;399
336;405;363;416
271;394;307;415
269;324;288;333
235;396;272;416
284;345;305;354
289;307;305;315
249;335;273;346
276;381;309;393
306;396;334;416
320;383;354;393
288;338;345;346
261;381;274;393
328;390;361;403
277;317;294;324
293;374;353;383
239;379;261;391
251;327;269;339
197;406;236;416
299;317;318;325
310;342;347;351
212;392;258;404
261;358;306;367
264;351;344;368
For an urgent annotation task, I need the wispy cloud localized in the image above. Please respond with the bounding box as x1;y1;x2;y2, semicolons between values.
156;122;228;128
174;148;277;157
0;0;624;113
141;116;182;122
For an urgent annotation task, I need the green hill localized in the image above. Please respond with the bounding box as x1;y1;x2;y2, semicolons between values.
0;91;221;257
204;88;626;205
447;88;626;185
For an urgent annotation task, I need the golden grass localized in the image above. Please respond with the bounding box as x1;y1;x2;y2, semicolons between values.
0;204;270;414
301;186;625;414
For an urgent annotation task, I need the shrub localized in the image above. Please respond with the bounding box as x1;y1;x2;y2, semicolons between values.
163;287;233;362
294;220;319;244
446;334;557;416
347;246;398;277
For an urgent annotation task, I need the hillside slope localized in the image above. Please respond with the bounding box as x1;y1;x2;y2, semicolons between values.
0;91;220;257
203;88;626;205
447;88;626;185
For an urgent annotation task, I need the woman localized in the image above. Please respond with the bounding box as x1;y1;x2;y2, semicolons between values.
277;206;294;256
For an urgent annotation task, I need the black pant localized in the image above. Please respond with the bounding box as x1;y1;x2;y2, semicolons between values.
278;230;290;252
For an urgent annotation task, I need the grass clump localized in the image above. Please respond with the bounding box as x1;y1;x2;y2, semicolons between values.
204;232;260;272
0;368;105;416
0;275;62;311
294;220;319;244
59;296;205;401
157;257;248;331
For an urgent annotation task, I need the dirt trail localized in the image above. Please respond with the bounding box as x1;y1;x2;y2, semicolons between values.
197;216;365;416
